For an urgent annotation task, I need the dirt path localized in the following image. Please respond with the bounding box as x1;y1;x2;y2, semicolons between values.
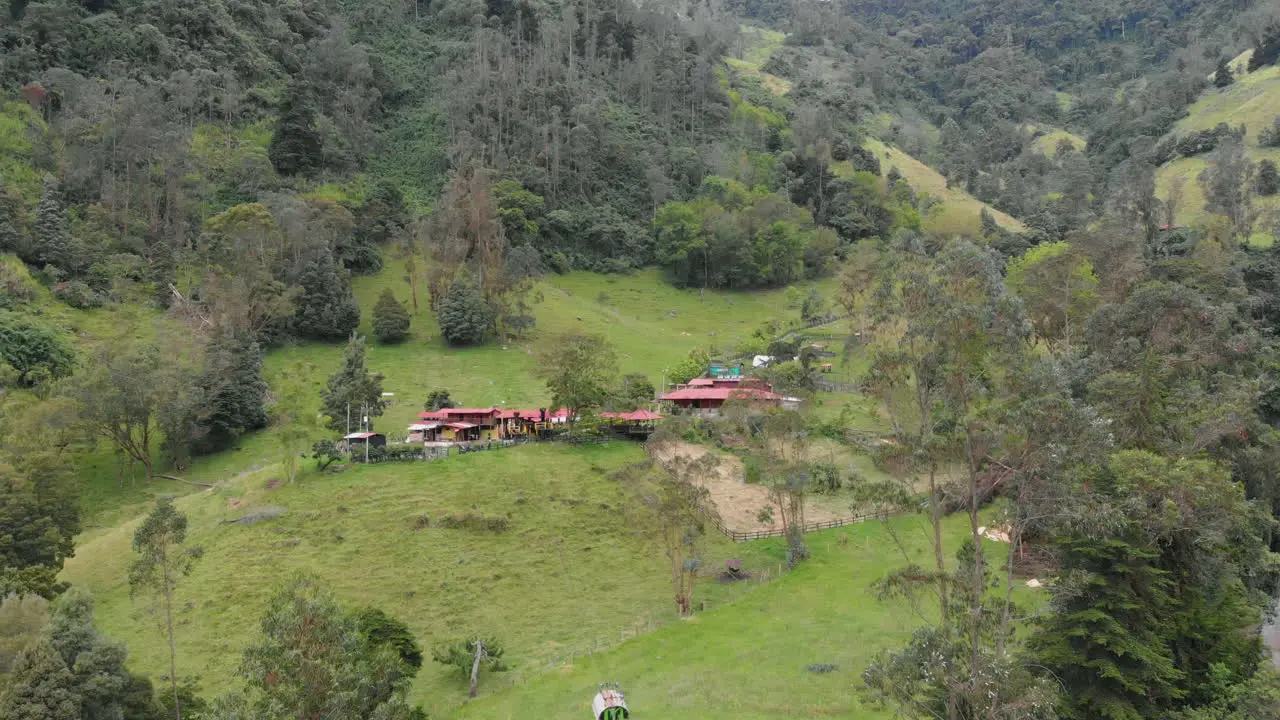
649;441;844;533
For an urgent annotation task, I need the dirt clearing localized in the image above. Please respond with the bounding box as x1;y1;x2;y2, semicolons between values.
649;441;845;533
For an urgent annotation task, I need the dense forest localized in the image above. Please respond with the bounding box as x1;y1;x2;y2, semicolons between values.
8;0;1280;717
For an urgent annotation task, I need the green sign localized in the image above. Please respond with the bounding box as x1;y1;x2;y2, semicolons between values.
709;363;741;379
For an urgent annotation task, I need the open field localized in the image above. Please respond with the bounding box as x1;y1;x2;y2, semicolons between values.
1025;124;1086;157
459;512;1039;720
62;443;790;715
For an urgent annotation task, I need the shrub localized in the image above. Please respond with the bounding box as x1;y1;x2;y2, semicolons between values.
1261;117;1280;148
435;514;510;533
53;280;104;309
354;607;424;672
0;262;36;309
809;462;842;493
0;311;75;386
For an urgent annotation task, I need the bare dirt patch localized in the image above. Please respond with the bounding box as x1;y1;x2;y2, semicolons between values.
650;441;844;533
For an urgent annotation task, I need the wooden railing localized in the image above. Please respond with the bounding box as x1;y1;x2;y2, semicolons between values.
703;510;876;542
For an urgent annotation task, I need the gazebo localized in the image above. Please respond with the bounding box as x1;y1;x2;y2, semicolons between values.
599;409;662;437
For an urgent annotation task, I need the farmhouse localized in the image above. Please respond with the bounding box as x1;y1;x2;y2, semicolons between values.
410;407;571;444
659;377;784;416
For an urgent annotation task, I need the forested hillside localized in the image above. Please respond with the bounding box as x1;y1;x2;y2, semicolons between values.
9;0;1280;717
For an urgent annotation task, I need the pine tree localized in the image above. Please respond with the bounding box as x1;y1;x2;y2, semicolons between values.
268;84;323;176
320;334;385;432
1031;534;1184;719
979;207;999;237
436;274;492;346
293;252;361;342
371;289;411;343
0;639;81;720
0;171;24;255
1258;159;1280;196
148;239;176;308
1214;58;1235;88
193;331;268;455
32;177;70;270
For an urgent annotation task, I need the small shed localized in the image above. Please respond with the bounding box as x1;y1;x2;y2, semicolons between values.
343;432;386;449
407;423;440;443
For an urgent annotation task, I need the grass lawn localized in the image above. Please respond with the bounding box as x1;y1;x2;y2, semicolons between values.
61;442;789;716
459;511;1039;719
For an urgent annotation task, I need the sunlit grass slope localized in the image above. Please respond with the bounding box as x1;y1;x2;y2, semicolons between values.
1156;53;1280;241
847;138;1026;235
460;513;1034;720
63;442;788;716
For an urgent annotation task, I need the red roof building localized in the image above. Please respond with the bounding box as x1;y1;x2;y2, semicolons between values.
599;409;663;422
659;384;783;414
412;407;571;442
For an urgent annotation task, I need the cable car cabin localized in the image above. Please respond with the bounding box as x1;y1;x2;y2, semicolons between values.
341;432;386;451
592;687;629;719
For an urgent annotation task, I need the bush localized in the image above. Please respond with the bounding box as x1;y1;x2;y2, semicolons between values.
0;311;75;386
0;262;36;309
53;280;104;308
435;514;510;533
809;462;842;493
372;289;411;343
354;607;424;672
1261;117;1280;148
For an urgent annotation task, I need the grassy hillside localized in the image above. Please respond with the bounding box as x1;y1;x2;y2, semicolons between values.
853;138;1027;235
725;26;792;95
62;443;790;715
729;27;1026;239
57;262;832;527
1155;52;1280;241
1026;124;1087;157
459;513;1034;719
281;264;832;433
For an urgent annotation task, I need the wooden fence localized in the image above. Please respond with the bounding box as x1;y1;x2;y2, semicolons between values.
704;510;875;542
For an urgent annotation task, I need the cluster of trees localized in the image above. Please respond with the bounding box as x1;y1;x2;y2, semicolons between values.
833;212;1280;717
2;496;513;717
538;332;656;428
654;176;835;289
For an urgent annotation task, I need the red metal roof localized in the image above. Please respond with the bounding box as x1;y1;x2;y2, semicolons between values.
497;409;545;420
442;408;499;416
660;387;783;402
344;432;381;439
444;422;477;430
419;410;447;420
